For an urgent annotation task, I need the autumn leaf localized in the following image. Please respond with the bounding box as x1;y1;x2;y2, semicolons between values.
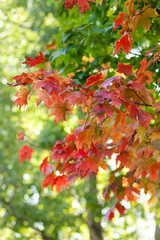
42;172;55;188
129;103;152;128
14;87;30;110
101;76;120;89
115;202;125;216
40;157;49;174
36;90;53;109
53;175;69;193
33;78;60;95
19;145;34;163
85;72;103;86
23;52;47;67
77;157;98;178
114;32;133;55
104;204;116;221
150;166;159;182
113;12;125;31
117;62;134;76
64;0;96;15
8;73;33;87
49;101;72;124
17;132;25;141
132;6;158;32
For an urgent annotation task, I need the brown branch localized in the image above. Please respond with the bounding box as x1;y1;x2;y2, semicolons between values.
136;2;157;15
98;116;108;126
134;101;153;107
132;89;153;107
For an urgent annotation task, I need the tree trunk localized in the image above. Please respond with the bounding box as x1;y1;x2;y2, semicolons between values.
85;173;103;240
155;224;160;240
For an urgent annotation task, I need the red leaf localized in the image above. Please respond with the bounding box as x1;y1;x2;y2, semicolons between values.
17;132;25;141
116;151;130;167
42;172;55;188
138;109;152;128
19;145;34;163
101;76;120;89
113;12;125;31
85;72;103;86
36;90;53;109
14;87;30;110
64;0;96;15
40;157;49;174
54;175;69;193
64;0;77;9
115;202;125;216
23;52;47;67
49;101;72;124
104;204;115;221
33;77;60;95
150;166;158;182
129;103;152;128
117;62;134;76
8;73;33;87
77;157;98;178
114;32;133;55
77;0;96;15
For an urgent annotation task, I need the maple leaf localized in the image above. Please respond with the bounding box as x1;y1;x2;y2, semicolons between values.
132;6;158;32
42;172;55;188
49;101;72;124
85;72;103;86
137;109;152;128
8;73;33;87
14;87;30;110
77;157;98;178
154;101;160;112
114;32;133;55
104;204;116;221
64;0;77;9
129;103;152;128
53;175;69;193
100;76;120;89
36;90;53;109
117;62;134;76
150;166;158;182
17;132;25;141
40;157;49;174
113;12;125;31
115;202;125;216
116;151;131;167
50;140;69;162
64;0;96;15
33;77;60;95
19;145;34;163
23;52;47;67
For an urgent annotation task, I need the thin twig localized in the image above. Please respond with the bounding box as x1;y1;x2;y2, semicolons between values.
134;101;153;107
98;116;108;126
132;89;153;107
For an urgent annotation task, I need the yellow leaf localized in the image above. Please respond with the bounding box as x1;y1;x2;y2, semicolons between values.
132;6;158;32
134;126;147;142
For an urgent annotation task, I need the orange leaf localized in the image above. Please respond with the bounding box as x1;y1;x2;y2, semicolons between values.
114;33;133;55
19;145;34;163
36;90;53;109
132;6;158;32
64;0;96;14
23;52;47;67
117;62;134;76
14;87;30;110
49;101;72;124
40;157;49;174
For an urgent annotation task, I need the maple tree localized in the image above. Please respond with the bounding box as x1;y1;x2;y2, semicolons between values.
9;0;160;224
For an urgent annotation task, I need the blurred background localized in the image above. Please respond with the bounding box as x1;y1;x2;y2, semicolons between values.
0;0;159;239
